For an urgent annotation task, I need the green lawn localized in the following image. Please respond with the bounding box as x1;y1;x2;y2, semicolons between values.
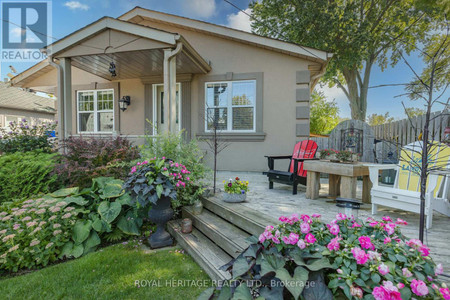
0;244;210;300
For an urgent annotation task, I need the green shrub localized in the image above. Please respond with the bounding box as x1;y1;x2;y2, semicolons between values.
54;136;140;188
0;197;78;272
0;177;143;272
140;130;209;213
0;151;61;204
0;119;57;154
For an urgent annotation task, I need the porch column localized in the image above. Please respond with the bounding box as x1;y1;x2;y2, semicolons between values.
163;43;182;132
60;58;72;138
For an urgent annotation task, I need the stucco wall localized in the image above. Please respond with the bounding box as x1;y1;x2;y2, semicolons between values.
137;20;313;171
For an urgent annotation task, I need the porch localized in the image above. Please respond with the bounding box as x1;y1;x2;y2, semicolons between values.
178;171;450;281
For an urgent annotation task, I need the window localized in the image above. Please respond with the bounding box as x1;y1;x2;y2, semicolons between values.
4;116;22;130
205;80;256;132
77;89;114;133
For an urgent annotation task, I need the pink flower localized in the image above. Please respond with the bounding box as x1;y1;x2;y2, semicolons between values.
385;223;396;235
440;288;450;300
352;222;362;228
297;239;306;249
30;239;40;247
327;237;341;251
372;281;401;300
259;233;266;243
382;216;392;222
290;214;300;223
279;216;289;223
369;221;379;227
378;263;389;275
282;236;290;244
304;233;316;244
300;214;311;224
436;263;444;276
300;222;310;234
350;286;363;299
351;247;369;265
311;213;321;218
397;283;404;289
395;218;408;225
272;236;280;244
358;236;374;250
384;237;391;244
336;269;343;274
336;213;347;220
288;233;299;245
402;268;412;278
419;245;430;257
329;223;340;235
406;239;422;249
411;279;428;296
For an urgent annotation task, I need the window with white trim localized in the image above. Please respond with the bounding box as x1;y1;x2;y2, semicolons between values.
77;89;114;133
205;80;256;132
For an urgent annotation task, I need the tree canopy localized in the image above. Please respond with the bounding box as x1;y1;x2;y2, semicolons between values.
309;91;340;135
367;112;395;126
250;0;437;121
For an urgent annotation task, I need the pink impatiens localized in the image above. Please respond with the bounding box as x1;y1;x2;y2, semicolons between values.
411;279;429;296
372;281;401;300
304;233;316;244
328;223;340;235
327;237;341;251
358;236;375;250
351;247;369;265
378;263;389;275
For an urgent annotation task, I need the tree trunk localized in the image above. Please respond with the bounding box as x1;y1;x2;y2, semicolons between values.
340;58;374;121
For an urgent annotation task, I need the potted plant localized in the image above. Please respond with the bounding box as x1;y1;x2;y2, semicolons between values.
336;150;359;163
222;177;249;203
123;157;191;248
319;149;339;161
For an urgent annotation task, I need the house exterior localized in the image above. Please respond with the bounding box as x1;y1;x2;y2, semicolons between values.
11;7;331;171
0;81;56;130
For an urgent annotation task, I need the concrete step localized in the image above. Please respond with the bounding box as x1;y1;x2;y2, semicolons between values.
167;220;232;281
201;196;279;237
183;206;251;258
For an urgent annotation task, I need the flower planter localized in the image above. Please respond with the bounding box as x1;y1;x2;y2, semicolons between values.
222;192;247;203
147;195;173;248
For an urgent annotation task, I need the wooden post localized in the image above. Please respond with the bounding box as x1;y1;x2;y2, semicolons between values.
306;171;320;199
329;174;341;197
362;175;372;204
340;176;357;199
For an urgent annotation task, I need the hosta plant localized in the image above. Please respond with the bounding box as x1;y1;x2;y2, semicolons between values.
46;177;143;259
200;214;448;300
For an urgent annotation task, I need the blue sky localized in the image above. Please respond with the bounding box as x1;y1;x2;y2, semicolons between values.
1;0;446;119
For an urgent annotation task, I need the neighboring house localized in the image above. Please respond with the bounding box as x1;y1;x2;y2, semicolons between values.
0;81;56;130
11;7;331;171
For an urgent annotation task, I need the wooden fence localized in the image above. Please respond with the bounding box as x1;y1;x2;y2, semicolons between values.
371;110;449;145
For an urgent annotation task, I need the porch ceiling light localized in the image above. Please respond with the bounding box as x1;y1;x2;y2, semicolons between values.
119;96;131;112
109;62;117;77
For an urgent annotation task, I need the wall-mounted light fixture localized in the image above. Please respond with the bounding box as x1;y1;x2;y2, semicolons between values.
119;96;131;112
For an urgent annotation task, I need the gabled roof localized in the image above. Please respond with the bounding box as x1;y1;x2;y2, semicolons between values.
0;82;56;114
119;7;332;63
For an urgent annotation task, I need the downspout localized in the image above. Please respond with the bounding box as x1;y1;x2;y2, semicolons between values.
163;40;183;132
45;51;65;150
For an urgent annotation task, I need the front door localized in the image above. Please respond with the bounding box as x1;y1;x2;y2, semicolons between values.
153;83;181;134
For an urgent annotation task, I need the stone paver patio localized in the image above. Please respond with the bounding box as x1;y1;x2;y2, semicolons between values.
212;171;450;281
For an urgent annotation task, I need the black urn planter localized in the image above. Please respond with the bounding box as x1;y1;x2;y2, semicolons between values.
148;196;174;248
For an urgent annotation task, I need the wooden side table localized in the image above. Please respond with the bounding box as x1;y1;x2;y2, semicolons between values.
303;160;372;203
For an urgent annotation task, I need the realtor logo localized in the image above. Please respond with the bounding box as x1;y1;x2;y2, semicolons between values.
1;1;51;62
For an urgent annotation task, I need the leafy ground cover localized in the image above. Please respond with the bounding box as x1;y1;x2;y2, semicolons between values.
0;244;209;300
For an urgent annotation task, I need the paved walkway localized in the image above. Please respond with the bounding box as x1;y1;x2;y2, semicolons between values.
211;171;450;280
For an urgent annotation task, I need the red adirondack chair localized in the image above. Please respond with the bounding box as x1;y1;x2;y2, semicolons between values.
265;140;318;194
